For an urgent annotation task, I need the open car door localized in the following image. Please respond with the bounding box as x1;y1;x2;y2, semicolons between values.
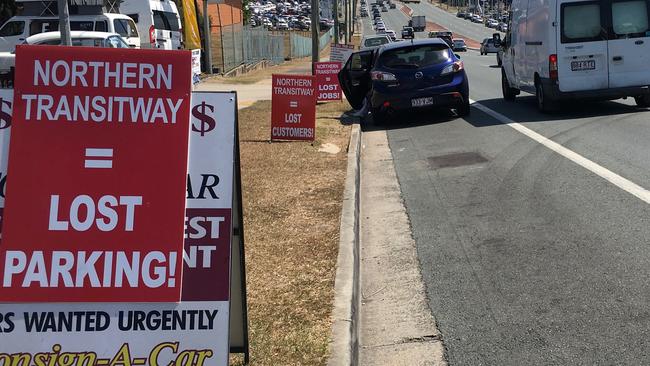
338;50;374;110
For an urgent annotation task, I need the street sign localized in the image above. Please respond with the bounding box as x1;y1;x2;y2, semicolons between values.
271;74;316;141
314;62;343;102
330;43;355;64
0;91;248;366
0;45;192;303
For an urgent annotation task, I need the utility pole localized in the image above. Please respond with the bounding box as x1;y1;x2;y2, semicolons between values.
203;0;213;74
343;0;350;44
57;0;71;46
333;0;339;44
311;0;319;65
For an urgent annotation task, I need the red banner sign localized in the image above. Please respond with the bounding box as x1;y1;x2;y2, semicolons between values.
315;62;342;102
271;74;316;141
0;45;192;302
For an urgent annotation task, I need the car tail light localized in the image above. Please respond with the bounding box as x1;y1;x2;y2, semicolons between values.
149;25;156;46
371;71;397;82
441;60;464;75
549;54;558;80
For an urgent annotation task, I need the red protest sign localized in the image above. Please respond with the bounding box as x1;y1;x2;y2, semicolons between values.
315;62;342;102
0;45;192;302
271;74;316;141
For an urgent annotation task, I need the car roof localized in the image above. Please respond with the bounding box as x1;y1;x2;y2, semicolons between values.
379;38;449;51
362;34;391;40
5;14;132;21
26;31;121;43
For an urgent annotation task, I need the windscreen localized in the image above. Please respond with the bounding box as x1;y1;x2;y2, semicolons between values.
364;37;389;47
0;21;25;37
379;44;451;69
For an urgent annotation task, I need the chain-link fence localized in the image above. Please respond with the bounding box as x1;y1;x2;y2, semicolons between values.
215;26;334;73
289;29;334;59
215;24;286;74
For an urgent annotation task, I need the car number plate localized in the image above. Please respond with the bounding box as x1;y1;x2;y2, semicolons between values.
412;97;434;107
571;60;595;71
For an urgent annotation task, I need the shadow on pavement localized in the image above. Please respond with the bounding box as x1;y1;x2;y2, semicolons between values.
469;96;647;127
362;108;457;132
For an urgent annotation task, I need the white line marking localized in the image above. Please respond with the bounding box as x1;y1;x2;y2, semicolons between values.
85;148;113;157
85;160;113;169
469;99;650;204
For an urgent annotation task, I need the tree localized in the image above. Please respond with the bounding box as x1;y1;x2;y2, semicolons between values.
0;0;17;25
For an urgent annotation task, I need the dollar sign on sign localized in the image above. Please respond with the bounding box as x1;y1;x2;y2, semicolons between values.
192;101;216;137
0;98;11;130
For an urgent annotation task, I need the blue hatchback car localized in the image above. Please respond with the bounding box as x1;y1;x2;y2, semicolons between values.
339;39;470;123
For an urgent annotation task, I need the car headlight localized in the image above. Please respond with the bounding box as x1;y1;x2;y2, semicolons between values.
441;61;464;75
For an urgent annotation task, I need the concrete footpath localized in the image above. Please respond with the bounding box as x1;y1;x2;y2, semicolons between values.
358;129;446;365
328;122;448;366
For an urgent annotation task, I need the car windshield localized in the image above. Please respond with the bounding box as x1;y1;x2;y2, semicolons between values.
365;37;389;47
379;44;451;69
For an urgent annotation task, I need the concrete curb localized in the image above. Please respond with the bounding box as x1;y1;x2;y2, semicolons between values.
328;123;361;366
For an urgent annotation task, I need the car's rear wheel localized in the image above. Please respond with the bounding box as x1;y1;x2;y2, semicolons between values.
634;94;650;107
501;69;517;101
535;80;558;113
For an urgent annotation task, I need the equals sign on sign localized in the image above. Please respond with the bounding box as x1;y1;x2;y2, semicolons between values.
85;148;113;169
289;101;298;108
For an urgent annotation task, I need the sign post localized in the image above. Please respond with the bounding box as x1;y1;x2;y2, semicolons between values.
271;74;316;141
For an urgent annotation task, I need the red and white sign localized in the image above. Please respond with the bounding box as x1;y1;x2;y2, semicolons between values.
314;62;342;102
271;74;316;141
0;91;237;366
183;92;234;303
0;45;192;303
0;90;12;226
330;43;355;64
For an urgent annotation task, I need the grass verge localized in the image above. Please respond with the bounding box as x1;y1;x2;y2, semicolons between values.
231;100;353;365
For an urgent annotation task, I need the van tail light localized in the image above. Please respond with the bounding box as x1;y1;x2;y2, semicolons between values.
149;25;156;46
371;71;397;82
549;54;558;80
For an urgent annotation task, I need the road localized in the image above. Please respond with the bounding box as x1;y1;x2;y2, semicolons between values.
361;5;650;366
407;2;503;42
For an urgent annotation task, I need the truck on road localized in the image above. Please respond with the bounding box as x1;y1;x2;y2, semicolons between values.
408;15;426;32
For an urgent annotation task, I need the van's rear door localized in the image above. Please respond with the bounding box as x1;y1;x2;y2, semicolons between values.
557;0;609;92
607;0;650;88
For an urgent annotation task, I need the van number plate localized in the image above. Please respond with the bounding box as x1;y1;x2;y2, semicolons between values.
571;60;595;71
412;97;434;107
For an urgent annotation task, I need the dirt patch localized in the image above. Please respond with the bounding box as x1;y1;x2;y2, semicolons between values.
400;4;414;17
231;100;353;365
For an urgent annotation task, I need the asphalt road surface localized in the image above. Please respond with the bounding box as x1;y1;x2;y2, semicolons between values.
407;2;503;42
362;6;650;366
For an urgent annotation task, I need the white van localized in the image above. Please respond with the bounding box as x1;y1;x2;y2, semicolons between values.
0;13;140;52
500;0;650;112
119;0;183;50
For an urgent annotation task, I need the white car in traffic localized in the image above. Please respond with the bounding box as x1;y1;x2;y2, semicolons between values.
0;31;130;86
